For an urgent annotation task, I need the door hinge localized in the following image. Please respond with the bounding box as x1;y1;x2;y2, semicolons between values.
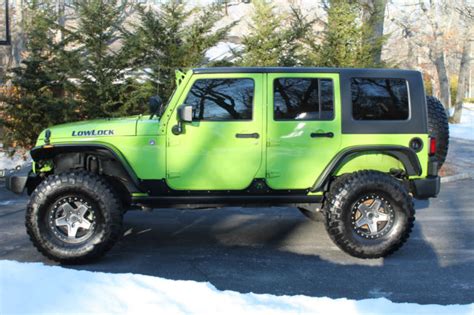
267;139;280;147
266;171;281;178
167;171;181;179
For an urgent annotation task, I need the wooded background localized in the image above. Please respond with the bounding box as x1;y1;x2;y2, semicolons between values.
0;0;472;148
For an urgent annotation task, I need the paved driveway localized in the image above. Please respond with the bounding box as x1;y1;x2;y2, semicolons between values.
0;176;473;305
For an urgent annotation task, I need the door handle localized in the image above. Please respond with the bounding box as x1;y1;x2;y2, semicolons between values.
236;133;260;139
310;132;334;138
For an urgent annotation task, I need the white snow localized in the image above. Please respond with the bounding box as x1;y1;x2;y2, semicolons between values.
0;260;472;315
0;150;30;170
205;42;241;61
449;103;474;141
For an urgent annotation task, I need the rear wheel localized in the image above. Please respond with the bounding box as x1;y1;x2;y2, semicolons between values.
426;96;449;169
26;172;123;264
323;171;414;258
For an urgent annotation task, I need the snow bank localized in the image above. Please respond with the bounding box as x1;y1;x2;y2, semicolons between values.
0;261;472;315
449;104;474;141
0;150;30;170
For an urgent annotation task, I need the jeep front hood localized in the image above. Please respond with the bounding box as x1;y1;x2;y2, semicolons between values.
37;116;140;143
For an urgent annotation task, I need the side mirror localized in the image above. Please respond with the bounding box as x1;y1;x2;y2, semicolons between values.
177;105;193;122
149;95;163;119
172;105;193;135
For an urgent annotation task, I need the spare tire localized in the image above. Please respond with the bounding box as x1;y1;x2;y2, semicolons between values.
426;96;449;169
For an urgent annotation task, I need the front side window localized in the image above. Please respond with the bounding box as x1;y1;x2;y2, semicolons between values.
351;78;409;120
184;78;254;121
274;78;334;120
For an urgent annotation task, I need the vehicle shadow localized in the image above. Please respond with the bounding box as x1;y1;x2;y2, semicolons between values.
64;205;472;305
1;182;472;306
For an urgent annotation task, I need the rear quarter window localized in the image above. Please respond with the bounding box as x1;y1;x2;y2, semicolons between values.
351;78;409;120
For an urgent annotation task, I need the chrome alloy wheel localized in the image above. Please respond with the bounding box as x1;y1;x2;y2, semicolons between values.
351;194;395;239
47;197;97;244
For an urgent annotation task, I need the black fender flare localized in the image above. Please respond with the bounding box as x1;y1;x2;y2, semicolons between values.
311;145;422;192
30;143;142;193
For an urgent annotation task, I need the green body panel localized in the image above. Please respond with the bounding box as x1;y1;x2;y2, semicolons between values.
109;136;165;180
266;73;342;189
34;69;430;194
35;137;166;180
37;116;139;140
337;134;429;179
164;73;265;190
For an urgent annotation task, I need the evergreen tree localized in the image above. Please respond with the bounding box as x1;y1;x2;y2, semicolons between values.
126;2;235;101
1;1;76;148
359;0;388;65
70;0;142;119
307;0;384;67
238;1;310;67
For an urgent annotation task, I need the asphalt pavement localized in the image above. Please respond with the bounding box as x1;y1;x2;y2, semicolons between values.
0;176;473;305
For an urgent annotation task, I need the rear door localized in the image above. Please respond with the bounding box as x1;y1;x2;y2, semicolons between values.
166;73;264;190
266;73;342;190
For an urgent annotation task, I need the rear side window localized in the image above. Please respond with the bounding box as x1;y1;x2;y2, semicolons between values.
274;78;334;120
351;78;409;120
184;78;254;121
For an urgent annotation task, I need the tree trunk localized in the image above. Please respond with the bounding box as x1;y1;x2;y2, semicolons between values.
57;0;65;41
431;76;438;98
360;0;388;65
451;25;473;123
433;49;451;112
13;0;26;67
421;0;451;112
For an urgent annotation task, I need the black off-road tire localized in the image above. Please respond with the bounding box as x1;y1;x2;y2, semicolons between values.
26;172;123;264
323;171;414;259
426;96;449;169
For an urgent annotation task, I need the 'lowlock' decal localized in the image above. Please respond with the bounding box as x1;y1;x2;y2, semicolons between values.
72;130;114;136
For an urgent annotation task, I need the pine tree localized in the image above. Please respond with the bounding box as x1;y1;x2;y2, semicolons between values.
1;1;76;148
126;2;235;101
360;0;388;65
308;0;383;68
238;1;310;67
70;0;142;119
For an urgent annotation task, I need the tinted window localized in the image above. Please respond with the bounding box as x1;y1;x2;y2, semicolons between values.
274;78;334;120
351;78;409;120
184;79;254;121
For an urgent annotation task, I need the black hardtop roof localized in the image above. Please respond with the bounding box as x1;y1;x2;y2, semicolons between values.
192;67;420;75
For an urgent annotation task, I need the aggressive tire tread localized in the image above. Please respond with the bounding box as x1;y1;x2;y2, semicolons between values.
323;171;415;258
426;96;449;168
25;171;123;264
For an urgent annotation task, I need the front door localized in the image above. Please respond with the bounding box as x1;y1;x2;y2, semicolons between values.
266;73;342;190
166;74;264;190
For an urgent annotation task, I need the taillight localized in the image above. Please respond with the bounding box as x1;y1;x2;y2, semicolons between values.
429;137;437;156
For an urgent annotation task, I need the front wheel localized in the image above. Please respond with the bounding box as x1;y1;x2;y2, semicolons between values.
26;172;123;264
323;171;414;258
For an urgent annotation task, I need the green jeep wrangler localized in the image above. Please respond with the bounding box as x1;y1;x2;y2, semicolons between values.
6;67;449;263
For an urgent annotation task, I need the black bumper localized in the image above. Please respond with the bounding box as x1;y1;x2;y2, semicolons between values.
411;176;440;199
5;165;32;194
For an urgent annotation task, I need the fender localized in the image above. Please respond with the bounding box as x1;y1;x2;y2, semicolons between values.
30;143;142;193
311;145;422;192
